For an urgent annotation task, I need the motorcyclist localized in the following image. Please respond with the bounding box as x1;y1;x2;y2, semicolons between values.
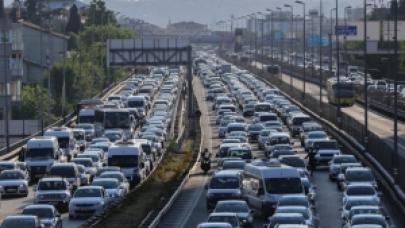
201;148;211;174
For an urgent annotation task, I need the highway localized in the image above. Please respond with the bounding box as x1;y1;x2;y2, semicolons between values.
251;61;405;154
156;55;403;228
0;70;185;228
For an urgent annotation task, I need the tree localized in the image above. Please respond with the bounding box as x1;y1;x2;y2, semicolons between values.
86;0;117;26
23;0;46;25
66;4;82;33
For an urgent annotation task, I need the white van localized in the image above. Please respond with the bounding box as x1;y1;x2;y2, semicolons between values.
24;136;62;180
44;127;78;161
107;140;148;187
127;96;148;118
242;164;305;216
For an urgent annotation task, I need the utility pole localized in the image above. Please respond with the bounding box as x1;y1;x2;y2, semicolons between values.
335;0;341;126
329;8;336;76
319;0;323;112
0;0;11;153
363;0;369;149
295;0;306;99
392;0;399;184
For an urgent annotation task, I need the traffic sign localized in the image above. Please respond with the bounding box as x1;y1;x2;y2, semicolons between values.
335;25;357;36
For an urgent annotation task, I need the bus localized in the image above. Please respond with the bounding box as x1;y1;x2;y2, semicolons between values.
326;78;356;106
95;109;135;139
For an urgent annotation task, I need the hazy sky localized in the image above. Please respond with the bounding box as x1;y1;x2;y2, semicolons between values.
6;0;369;27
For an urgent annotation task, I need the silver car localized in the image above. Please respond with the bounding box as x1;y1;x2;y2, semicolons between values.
34;177;72;211
0;169;29;197
91;178;126;201
22;204;62;228
68;186;108;219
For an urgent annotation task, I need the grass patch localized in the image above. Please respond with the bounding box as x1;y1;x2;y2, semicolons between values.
94;140;194;228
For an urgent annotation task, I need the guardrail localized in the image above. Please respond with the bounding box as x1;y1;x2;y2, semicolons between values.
0;79;127;160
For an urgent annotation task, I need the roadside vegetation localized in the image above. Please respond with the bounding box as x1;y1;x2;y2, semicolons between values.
95;139;195;228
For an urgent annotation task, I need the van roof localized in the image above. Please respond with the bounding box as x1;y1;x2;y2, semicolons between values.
244;164;300;178
213;170;241;177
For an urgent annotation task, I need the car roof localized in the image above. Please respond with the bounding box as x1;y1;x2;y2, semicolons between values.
213;170;241;177
23;204;55;210
209;212;238;217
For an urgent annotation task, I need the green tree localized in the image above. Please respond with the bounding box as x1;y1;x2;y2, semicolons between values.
12;85;56;123
66;4;82;33
23;0;46;25
86;0;117;26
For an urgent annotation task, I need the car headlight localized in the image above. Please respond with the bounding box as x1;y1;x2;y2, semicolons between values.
18;184;27;190
60;194;67;199
38;194;45;199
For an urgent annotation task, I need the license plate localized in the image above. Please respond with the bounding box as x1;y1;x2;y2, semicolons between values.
6;189;16;193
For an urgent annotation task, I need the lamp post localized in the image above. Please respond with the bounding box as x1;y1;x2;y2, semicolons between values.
392;0;399;184
319;0;324;113
335;0;341;126
344;6;352;78
266;9;275;62
284;4;294;90
257;12;265;72
295;0;306;99
329;8;336;75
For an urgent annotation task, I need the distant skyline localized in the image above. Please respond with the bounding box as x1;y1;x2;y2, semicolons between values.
5;0;386;28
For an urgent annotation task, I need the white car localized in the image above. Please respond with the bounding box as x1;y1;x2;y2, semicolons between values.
68;186;108;219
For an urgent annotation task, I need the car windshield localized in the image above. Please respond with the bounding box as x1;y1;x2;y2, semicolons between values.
313;141;338;149
352;216;385;226
346;171;374;182
309;133;327;138
22;208;53;219
208;216;238;227
280;158;306;168
351;208;381;217
335;156;357;164
38;181;67;190
292;117;311;125
270;137;290;145
73;160;93;167
0;164;14;170
104;112;130;129
265;178;303;194
347;186;375;196
215;203;249;213
0;172;24;180
74;188;102;198
49;166;75;178
223;162;245;170
229;149;252;159
210;176;240;189
1;218;37;228
100;173;124;182
276;208;309;219
105;133;122;142
127;100;144;108
345;199;379;210
260;115;277;122
228;126;245;133
108;155;138;168
25;148;54;160
92;180;119;189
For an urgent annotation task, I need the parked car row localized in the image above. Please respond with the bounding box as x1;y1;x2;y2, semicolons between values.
0;67;183;227
195;53;393;228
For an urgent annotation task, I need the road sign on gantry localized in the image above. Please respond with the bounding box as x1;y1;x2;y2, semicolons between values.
106;37;191;67
335;26;357;36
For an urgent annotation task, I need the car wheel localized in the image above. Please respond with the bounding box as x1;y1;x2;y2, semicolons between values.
69;214;75;220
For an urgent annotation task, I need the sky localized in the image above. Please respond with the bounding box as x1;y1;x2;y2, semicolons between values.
5;0;375;28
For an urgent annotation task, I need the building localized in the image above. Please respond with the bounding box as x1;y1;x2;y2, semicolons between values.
20;21;69;84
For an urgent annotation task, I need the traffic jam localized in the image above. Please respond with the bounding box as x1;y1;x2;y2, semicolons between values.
195;53;394;228
0;67;182;227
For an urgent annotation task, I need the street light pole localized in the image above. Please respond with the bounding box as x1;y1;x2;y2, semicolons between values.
329;8;336;75
392;0;399;184
276;7;283;72
295;1;306;99
335;0;341;126
319;0;324;112
363;1;369;149
344;6;352;78
284;4;294;90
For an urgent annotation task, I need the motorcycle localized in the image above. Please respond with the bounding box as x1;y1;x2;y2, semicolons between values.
201;158;211;174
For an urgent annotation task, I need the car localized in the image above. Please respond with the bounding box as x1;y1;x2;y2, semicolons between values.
345;214;391;228
266;213;306;228
0;169;29;197
0;215;42;228
98;171;130;193
328;155;358;180
91;178;127;201
247;123;265;141
278;155;306;170
344;205;383;225
207;212;242;228
337;167;377;191
197;222;233;228
343;184;380;204
68;186;108;219
222;160;246;171
34;177;72;211
303;131;329;152
341;196;381;222
76;164;91;186
95;166;121;177
258;129;277;149
206;170;243;210
22;204;62;228
48;163;81;190
214;200;253;228
103;129;124;143
227;131;248;143
277;195;311;209
275;206;318;227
